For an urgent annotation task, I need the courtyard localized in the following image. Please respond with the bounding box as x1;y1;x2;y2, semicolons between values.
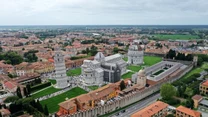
122;56;162;79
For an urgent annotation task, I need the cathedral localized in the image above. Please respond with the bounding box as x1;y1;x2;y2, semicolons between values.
81;52;127;85
127;43;144;65
54;47;70;88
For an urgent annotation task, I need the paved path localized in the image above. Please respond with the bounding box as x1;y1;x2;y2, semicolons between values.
109;93;161;117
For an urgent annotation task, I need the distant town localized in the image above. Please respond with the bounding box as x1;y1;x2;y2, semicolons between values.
0;25;208;117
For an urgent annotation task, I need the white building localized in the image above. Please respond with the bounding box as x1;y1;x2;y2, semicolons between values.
81;52;127;86
127;43;143;65
54;48;69;88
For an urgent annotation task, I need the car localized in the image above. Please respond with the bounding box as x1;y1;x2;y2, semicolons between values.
121;110;126;113
116;113;120;116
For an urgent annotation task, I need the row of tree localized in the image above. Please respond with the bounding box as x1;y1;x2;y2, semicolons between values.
166;49;193;61
81;45;98;56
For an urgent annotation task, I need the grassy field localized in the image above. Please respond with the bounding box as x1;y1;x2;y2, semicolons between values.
152;34;199;40
32;86;61;99
67;68;82;76
40;87;87;113
123;57;128;62
143;56;162;66
48;79;56;85
88;86;99;90
183;67;203;79
127;65;142;72
122;72;134;79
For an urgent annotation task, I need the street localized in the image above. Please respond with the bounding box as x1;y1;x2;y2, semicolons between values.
109;93;161;117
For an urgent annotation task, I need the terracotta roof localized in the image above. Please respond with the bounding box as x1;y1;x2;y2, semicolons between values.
192;95;203;101
131;101;168;117
202;80;208;86
4;81;17;90
76;94;93;104
0;109;11;115
176;106;201;117
59;98;77;110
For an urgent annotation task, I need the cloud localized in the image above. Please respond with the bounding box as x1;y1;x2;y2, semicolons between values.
0;0;207;25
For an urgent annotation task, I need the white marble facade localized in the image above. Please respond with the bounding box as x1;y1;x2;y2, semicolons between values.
127;44;143;65
81;52;127;85
54;49;69;88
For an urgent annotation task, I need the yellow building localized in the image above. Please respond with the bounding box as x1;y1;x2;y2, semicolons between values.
200;80;208;95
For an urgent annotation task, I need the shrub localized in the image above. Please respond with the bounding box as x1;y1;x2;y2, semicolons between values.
31;82;51;92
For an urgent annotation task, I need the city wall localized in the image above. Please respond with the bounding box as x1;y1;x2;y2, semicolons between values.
63;64;193;117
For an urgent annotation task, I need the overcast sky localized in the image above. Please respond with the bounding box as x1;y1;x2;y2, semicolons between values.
0;0;208;25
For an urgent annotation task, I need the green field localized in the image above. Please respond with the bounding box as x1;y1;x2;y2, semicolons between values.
32;86;61;99
123;57;128;62
127;65;142;72
143;56;162;66
48;79;57;85
122;72;134;79
88;86;99;90
67;68;82;76
40;87;87;113
152;34;200;40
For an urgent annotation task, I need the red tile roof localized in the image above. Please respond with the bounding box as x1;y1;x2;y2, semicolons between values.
176;106;201;117
192;95;203;101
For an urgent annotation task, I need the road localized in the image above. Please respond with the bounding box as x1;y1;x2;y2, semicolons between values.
109;93;161;117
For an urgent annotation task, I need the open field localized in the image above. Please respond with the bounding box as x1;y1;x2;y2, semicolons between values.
143;56;162;66
32;86;61;99
40;87;87;113
127;65;142;72
67;68;82;76
152;34;200;40
122;72;134;79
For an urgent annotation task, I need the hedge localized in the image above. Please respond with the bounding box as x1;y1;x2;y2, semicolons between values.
31;82;51;92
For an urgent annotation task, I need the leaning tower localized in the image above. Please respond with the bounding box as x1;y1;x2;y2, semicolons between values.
54;47;68;88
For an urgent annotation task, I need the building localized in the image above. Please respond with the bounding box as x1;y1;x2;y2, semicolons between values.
200;80;208;95
0;109;11;117
54;47;70;88
132;69;147;87
81;52;127;85
15;62;34;76
131;101;169;117
176;106;201;117
127;43;143;65
192;95;203;108
57;83;119;116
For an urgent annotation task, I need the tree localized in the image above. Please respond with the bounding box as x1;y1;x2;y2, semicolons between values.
36;100;44;112
26;84;31;95
120;80;126;91
113;47;119;54
44;105;49;116
197;57;203;66
184;87;193;97
185;98;194;109
16;87;22;98
24;50;38;62
23;87;28;97
160;83;176;100
4;96;19;103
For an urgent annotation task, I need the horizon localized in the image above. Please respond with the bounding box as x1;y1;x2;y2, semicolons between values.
0;0;208;25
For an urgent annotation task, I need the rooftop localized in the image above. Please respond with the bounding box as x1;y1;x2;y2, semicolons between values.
176;106;201;117
131;101;168;117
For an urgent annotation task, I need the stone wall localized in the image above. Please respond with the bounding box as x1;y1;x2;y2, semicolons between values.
63;64;193;117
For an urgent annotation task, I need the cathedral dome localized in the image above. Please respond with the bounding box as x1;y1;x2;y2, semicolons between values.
138;69;145;77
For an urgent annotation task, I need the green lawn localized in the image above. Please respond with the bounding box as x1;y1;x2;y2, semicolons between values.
152;34;200;40
123;57;128;62
32;86;61;99
48;79;57;85
88;86;99;90
40;87;87;113
182;67;203;79
67;68;82;76
122;72;134;79
153;70;164;75
127;65;142;72
143;56;162;66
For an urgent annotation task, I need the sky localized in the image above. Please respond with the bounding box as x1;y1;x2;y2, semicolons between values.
0;0;208;25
